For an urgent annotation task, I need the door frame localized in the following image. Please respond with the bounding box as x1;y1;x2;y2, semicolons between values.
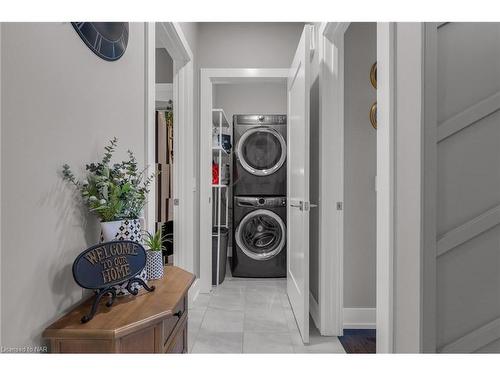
145;22;197;299
199;68;289;293
320;22;396;353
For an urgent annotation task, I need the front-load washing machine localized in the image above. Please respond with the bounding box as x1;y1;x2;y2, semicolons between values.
233;114;287;196
231;196;286;278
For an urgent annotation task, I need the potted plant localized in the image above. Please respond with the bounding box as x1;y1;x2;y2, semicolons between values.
62;137;155;243
143;228;167;280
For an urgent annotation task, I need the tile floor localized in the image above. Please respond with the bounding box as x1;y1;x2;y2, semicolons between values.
188;271;345;353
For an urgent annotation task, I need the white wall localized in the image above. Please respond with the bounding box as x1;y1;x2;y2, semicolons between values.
343;23;377;308
1;22;146;348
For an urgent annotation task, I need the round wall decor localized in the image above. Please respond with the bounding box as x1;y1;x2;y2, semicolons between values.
71;22;129;61
370;62;377;89
370;102;377;130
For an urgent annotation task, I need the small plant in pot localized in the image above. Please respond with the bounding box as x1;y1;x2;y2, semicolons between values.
62;137;155;293
143;228;166;280
62;137;155;243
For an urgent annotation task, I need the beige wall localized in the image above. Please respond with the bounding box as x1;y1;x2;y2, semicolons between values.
1;22;146;347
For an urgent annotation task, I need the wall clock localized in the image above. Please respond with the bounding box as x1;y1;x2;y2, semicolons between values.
71;22;129;61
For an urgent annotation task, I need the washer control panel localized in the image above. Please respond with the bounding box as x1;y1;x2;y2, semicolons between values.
234;114;287;126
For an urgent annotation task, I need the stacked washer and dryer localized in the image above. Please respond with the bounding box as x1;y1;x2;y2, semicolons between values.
231;114;287;278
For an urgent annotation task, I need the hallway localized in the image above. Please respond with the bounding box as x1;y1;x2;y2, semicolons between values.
188;274;345;353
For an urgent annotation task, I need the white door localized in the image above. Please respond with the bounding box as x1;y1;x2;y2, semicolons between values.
287;25;313;344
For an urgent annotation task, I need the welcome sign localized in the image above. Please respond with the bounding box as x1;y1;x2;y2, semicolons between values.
72;240;155;322
73;240;147;290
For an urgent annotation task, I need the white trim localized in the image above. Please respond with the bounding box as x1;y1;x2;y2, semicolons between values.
155;83;173;102
309;292;320;329
147;23;195;277
343;308;377;330
318;22;348;337
144;23;156;234
323;22;350;46
439;316;500;353
437;91;500;142
155;23;190;67
188;278;201;306
376;22;396;353
199;68;288;293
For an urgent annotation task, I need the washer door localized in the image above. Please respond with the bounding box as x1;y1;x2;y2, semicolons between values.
235;209;286;261
237;127;286;176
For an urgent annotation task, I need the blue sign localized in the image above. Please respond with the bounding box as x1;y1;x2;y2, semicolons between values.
72;241;155;323
73;240;147;290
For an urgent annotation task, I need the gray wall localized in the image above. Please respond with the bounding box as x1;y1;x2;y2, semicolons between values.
155;48;173;83
343;23;377;308
435;22;500;352
1;22;146;348
213;82;287;120
197;23;304;69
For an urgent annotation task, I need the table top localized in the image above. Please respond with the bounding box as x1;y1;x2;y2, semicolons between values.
43;266;194;340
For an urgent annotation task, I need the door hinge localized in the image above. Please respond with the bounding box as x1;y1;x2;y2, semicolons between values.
173;198;179;206
309;25;316;59
336;202;343;210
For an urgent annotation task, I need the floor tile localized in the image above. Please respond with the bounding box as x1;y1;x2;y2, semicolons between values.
191;330;243;353
209;292;245;311
243;332;294;353
200;307;244;333
190;293;210;310
188;276;345;354
244;305;289;332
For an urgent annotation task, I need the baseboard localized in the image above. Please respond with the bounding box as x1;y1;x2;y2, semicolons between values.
343;308;376;329
309;292;320;329
188;278;200;305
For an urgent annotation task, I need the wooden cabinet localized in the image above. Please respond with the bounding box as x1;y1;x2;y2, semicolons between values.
43;266;194;354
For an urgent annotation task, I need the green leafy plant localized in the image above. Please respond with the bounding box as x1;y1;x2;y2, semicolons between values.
62;137;155;222
143;228;167;252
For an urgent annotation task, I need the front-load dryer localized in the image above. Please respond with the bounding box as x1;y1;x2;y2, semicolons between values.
233;114;287;196
231;196;286;278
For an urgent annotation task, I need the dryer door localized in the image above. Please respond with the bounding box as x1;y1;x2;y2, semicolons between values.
237;127;286;176
235;209;286;261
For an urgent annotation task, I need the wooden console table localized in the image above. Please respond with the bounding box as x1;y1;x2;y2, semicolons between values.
43;266;194;353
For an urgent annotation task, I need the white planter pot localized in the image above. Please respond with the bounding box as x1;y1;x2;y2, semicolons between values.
146;250;164;280
99;218;147;295
100;218;143;242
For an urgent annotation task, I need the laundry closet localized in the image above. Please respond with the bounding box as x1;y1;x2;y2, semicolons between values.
192;22;378;351
211;81;288;284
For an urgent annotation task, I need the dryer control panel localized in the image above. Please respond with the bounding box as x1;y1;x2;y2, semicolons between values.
235;196;286;208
